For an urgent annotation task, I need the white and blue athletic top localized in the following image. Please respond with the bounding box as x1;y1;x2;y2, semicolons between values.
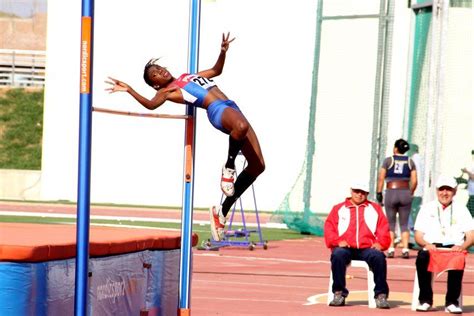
172;73;217;108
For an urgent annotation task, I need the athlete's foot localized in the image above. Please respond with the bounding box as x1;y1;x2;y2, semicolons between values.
209;205;226;241
221;165;235;197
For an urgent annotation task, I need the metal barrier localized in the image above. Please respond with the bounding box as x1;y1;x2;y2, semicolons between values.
0;49;46;87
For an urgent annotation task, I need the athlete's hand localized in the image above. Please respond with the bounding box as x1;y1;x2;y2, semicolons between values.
376;192;383;204
105;77;130;93
221;32;235;53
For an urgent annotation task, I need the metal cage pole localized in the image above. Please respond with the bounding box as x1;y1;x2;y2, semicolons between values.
178;0;201;314
75;0;94;315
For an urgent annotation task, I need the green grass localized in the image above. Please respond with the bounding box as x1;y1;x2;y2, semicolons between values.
0;198;279;214
0;215;306;246
0;88;44;169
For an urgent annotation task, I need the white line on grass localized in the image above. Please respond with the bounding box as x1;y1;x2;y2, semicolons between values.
0;210;287;229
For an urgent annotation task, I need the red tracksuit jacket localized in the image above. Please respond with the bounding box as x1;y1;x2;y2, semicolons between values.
324;198;391;250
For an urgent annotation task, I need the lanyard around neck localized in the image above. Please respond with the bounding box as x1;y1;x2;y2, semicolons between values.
437;204;453;229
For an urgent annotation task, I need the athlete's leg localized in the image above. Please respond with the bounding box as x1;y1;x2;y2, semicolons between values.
398;190;413;257
221;125;265;217
384;190;397;257
221;107;249;168
239;125;265;177
221;106;250;139
215;102;249;196
208;103;255;239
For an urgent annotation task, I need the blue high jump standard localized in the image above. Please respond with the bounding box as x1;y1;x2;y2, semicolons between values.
76;0;202;314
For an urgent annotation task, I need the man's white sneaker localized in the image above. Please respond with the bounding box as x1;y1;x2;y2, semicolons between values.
221;166;235;197
445;304;462;314
416;302;432;312
209;205;226;241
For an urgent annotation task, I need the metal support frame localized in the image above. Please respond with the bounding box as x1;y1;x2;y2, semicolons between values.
200;154;267;251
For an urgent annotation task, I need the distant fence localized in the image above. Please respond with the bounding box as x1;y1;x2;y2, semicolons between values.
0;49;46;87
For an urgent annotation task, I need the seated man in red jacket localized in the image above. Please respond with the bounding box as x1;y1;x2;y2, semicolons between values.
324;181;391;309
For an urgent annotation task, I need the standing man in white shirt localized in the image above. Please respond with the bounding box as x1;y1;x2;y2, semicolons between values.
413;176;474;314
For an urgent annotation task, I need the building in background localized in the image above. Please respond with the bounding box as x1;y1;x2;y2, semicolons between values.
0;0;46;87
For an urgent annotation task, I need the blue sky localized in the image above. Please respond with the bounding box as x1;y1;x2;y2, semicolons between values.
0;0;47;18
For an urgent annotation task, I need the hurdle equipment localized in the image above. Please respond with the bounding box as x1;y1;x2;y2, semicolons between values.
200;152;268;251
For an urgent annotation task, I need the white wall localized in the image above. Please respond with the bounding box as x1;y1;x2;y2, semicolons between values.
0;170;41;200
41;0;317;211
40;0;437;213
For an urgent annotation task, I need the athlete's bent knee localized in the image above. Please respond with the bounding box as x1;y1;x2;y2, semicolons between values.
231;120;249;139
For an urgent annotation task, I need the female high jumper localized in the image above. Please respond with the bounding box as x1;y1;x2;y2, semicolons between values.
105;33;265;241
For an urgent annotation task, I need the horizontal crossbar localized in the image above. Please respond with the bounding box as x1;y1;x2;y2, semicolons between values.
93;107;189;120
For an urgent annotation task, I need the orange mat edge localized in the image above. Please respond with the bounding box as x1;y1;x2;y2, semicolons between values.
0;223;198;262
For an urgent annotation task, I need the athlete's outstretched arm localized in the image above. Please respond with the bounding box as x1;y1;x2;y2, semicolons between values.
105;77;179;110
198;32;235;79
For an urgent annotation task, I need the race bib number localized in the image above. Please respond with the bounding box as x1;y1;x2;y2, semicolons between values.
187;75;216;89
394;161;405;174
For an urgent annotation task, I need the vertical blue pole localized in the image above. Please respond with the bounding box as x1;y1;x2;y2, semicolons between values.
75;0;94;315
178;0;200;314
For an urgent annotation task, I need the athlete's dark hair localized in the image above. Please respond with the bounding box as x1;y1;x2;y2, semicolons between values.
143;58;160;87
394;138;410;154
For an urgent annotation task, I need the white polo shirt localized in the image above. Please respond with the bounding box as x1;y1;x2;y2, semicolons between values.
414;200;474;246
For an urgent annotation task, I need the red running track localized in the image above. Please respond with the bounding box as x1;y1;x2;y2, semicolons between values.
192;238;473;316
0;201;472;315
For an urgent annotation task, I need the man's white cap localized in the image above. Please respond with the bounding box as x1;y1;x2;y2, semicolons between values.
435;175;457;189
351;181;369;193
